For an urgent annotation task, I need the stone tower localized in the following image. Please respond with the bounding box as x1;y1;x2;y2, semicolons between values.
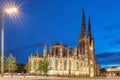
78;9;88;58
77;9;98;77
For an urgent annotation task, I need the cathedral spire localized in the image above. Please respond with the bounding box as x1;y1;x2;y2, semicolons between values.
88;16;92;37
88;16;92;44
35;49;40;57
43;43;47;57
80;8;86;38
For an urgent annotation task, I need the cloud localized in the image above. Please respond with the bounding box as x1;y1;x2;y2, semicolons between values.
113;40;120;45
107;40;120;47
105;23;120;31
108;57;120;62
101;23;120;40
96;52;117;58
99;57;120;68
96;52;120;68
102;34;115;40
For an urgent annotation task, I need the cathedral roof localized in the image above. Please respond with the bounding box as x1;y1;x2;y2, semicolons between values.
55;43;62;45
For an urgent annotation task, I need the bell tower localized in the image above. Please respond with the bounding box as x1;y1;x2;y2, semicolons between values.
78;9;87;58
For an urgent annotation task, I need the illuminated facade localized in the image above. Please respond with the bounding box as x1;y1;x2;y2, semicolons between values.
28;9;100;77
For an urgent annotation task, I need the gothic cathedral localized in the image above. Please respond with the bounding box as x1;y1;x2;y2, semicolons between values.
28;9;100;77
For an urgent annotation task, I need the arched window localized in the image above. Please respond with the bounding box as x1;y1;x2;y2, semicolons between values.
77;62;79;70
36;60;39;70
64;60;67;70
55;60;58;70
60;60;62;70
33;60;36;70
69;60;71;70
39;60;43;70
49;60;53;70
56;48;59;56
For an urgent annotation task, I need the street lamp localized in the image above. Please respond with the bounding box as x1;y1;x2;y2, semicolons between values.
1;6;19;77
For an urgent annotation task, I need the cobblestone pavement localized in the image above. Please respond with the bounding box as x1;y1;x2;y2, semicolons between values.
0;75;120;80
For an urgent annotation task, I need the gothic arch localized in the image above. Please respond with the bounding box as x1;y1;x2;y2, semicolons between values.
64;60;67;70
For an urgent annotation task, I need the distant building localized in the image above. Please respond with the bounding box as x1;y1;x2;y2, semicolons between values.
107;67;120;72
28;9;100;77
106;67;120;76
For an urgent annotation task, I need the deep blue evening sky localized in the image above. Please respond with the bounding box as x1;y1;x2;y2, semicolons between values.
0;0;120;68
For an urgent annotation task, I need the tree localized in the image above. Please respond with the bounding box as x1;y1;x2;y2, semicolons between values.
16;63;25;73
38;60;43;74
42;58;49;75
6;53;17;76
100;68;106;76
38;58;49;75
0;56;7;72
24;63;28;73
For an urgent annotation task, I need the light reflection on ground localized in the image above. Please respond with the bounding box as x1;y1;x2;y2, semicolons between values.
1;75;120;80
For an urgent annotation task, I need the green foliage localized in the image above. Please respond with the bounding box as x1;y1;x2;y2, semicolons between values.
6;53;17;73
42;58;49;75
38;61;43;73
16;63;25;73
0;56;8;72
24;64;28;73
100;68;106;76
100;68;106;73
38;58;49;75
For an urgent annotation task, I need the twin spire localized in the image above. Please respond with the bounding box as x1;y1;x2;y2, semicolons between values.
88;16;92;38
81;9;86;38
80;9;92;38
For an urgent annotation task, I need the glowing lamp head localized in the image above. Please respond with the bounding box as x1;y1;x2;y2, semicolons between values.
2;1;21;18
5;7;18;15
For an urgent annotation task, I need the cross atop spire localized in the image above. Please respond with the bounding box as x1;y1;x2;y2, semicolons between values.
80;8;86;38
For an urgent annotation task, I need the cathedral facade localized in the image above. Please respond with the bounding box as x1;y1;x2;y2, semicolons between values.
28;10;100;77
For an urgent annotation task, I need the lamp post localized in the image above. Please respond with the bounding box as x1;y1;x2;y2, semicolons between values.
1;6;19;77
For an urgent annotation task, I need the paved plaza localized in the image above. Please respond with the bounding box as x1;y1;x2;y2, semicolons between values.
0;75;120;80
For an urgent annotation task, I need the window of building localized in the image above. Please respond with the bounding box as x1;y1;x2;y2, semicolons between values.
56;48;59;56
69;51;72;57
51;48;54;56
69;60;71;70
59;60;62;70
55;60;58;70
64;60;67;70
33;60;36;69
63;49;67;57
50;60;53;70
77;62;79;70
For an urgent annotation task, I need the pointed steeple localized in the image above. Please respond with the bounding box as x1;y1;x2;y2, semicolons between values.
88;16;92;44
35;49;40;57
30;53;33;57
44;43;46;50
88;16;92;37
80;8;86;38
43;43;47;57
